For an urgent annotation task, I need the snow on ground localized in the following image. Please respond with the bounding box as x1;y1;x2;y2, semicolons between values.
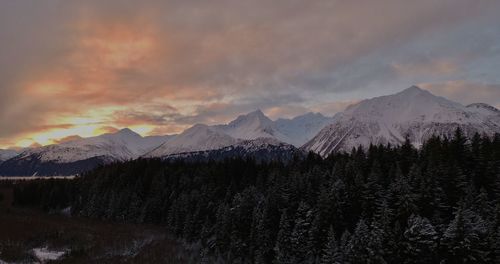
32;247;68;262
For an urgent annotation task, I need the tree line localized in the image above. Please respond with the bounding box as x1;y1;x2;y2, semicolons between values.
12;129;500;263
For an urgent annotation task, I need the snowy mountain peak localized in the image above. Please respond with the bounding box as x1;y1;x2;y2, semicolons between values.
145;123;237;157
228;109;273;127
4;126;172;165
183;123;217;135
216;109;280;141
248;109;266;117
399;85;428;95
115;128;141;138
275;112;333;146
394;85;439;101
342;86;466;124
303;87;500;157
467;103;500;116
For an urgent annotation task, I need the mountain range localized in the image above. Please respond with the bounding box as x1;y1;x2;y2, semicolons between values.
1;86;499;176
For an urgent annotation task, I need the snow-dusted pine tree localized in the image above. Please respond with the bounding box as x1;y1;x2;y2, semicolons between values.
403;214;438;263
320;227;343;264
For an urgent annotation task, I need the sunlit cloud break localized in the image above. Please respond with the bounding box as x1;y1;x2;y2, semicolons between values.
1;0;500;148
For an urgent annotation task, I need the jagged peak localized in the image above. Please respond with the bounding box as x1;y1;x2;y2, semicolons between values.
229;109;273;126
243;109;270;120
248;109;265;116
115;128;141;137
397;85;432;97
184;123;213;133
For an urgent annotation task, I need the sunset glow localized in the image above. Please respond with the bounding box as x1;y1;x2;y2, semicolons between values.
1;1;500;149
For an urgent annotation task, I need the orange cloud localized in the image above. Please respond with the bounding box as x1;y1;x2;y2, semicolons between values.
53;135;83;144
95;126;119;134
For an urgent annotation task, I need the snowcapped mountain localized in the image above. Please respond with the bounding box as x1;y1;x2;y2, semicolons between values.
162;137;304;163
275;112;333;146
145;124;238;157
147;110;334;158
0;149;18;163
303;86;500;157
214;110;289;141
0;129;173;176
20;128;173;163
213;110;333;147
467;103;500;117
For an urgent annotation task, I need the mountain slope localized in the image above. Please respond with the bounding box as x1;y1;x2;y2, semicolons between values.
162;137;304;162
21;128;172;163
0;149;18;163
0;129;173;176
213;110;333;147
275;112;333;146
145;109;328;158
214;110;289;141
466;103;500;125
146;124;238;157
303;86;500;157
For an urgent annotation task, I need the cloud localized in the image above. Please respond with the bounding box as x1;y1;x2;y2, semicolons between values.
0;0;499;147
310;100;361;116
97;126;119;134
420;81;500;108
53;135;83;144
392;58;459;77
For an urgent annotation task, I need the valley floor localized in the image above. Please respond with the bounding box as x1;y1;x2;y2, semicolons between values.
0;186;196;263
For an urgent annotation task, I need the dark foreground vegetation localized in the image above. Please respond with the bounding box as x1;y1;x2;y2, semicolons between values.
10;130;500;263
0;183;195;263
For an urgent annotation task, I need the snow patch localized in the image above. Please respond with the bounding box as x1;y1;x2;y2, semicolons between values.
32;247;68;262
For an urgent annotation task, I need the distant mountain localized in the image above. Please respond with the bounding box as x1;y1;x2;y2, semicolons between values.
162;138;304;163
0;149;18;163
145;124;238;157
0;129;173;176
146;110;333;158
1;109;331;175
466;103;500;117
303;86;500;157
214;110;288;141
213;110;333;147
275;112;333;146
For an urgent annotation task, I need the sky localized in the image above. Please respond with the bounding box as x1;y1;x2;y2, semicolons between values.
1;0;500;148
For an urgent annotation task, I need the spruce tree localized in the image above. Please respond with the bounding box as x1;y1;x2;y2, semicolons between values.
320;227;343;264
403;214;438;263
274;210;293;264
441;204;490;263
346;219;371;264
290;202;314;263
